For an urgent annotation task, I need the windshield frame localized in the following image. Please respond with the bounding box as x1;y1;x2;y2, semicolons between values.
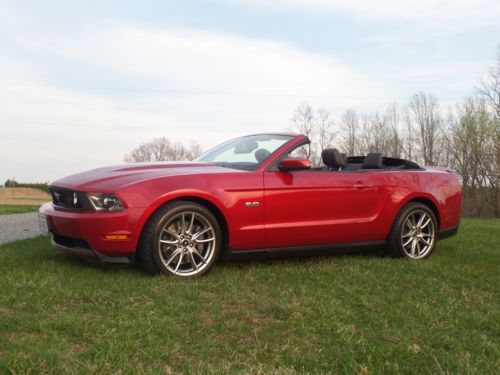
194;134;295;171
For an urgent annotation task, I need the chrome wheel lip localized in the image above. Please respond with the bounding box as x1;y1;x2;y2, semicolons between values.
157;211;216;276
400;209;435;259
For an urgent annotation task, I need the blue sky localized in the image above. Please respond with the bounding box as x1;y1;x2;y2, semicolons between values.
1;0;499;182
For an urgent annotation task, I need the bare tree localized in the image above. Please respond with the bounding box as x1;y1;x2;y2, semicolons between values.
408;92;442;165
445;98;497;216
188;140;203;160
124;137;202;163
385;102;403;158
401;107;416;161
290;103;315;161
316;108;335;163
340;109;358;156
289;103;336;165
475;46;500;216
476;45;500;118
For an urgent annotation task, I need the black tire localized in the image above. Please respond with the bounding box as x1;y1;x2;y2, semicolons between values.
138;201;222;277
386;202;438;259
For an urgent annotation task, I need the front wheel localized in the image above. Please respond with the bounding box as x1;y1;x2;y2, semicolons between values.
139;201;222;277
386;203;437;259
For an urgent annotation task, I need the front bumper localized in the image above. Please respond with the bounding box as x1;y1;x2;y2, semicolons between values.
39;202;140;262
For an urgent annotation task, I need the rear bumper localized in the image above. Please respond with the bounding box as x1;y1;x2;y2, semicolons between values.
39;202;140;261
438;225;459;240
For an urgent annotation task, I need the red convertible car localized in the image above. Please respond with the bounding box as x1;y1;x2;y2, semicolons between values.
39;133;462;277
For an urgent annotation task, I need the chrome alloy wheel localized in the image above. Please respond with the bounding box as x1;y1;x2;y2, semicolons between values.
400;209;436;259
157;211;217;276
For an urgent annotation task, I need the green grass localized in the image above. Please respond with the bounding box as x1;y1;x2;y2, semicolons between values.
0;219;498;374
0;204;40;215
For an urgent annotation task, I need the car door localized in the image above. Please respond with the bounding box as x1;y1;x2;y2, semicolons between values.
263;169;386;248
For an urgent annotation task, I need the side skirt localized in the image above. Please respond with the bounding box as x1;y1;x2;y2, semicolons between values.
226;240;386;262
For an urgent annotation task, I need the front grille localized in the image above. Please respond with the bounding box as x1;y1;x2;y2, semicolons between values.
50;187;87;209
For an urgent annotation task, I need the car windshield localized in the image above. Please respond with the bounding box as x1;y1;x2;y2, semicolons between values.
194;134;294;171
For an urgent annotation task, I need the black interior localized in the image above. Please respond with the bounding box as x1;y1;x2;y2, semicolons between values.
321;148;346;170
319;148;422;171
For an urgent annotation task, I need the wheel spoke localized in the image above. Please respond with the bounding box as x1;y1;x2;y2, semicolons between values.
403;237;413;247
180;213;186;234
191;249;207;264
419;236;432;246
410;213;417;227
164;248;182;265
188;251;199;271
411;239;417;256
417;213;427;227
421;217;431;229
159;239;178;245
415;240;422;255
187;213;195;234
195;237;215;244
193;227;212;239
402;233;412;238
163;229;180;240
174;252;184;272
405;220;412;231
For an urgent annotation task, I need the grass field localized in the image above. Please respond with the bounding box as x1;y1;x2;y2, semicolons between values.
0;219;498;373
0;188;50;215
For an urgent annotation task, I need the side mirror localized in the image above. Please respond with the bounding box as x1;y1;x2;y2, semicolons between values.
278;158;311;171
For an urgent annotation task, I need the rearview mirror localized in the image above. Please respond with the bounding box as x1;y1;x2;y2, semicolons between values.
234;140;258;154
278;158;311;171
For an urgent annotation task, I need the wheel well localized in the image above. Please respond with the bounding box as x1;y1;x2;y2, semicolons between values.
169;196;230;260
408;197;440;228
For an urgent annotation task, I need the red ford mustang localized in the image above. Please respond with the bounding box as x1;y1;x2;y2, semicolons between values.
39;133;462;277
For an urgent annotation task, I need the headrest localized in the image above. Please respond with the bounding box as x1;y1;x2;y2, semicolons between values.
322;148;346;169
340;153;347;166
255;148;271;163
362;153;383;169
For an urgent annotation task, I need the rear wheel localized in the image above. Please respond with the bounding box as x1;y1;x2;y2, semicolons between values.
386;203;437;259
139;201;221;277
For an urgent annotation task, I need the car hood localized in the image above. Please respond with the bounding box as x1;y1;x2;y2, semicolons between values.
51;161;241;191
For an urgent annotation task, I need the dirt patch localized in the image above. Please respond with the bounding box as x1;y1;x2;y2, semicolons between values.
0;188;51;205
0;307;15;319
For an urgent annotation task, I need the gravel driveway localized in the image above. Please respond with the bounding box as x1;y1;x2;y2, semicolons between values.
0;212;43;245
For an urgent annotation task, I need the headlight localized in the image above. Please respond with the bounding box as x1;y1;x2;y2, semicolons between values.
87;193;124;211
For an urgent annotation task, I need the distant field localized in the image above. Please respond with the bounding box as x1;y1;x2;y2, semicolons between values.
0;218;498;373
0;205;42;215
0;187;50;206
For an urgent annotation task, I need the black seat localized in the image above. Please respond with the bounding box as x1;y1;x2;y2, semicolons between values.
362;153;383;169
322;148;346;170
340;153;347;166
255;148;271;163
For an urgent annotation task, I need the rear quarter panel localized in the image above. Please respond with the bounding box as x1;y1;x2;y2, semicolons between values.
371;169;462;238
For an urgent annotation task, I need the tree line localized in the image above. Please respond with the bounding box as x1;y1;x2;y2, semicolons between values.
3;180;50;193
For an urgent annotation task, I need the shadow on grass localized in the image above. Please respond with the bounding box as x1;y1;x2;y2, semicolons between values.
51;252;148;277
51;247;384;277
